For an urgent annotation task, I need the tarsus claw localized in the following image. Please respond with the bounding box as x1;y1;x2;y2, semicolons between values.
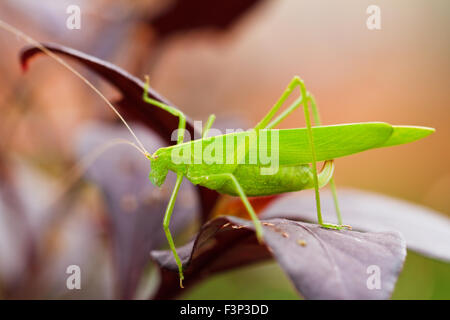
179;275;184;289
320;222;352;230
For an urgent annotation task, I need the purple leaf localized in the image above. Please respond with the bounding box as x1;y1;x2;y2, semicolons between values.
19;43;219;221
20;43;194;144
0;160;38;298
260;188;450;262
151;216;406;299
0;159;107;298
76;122;199;299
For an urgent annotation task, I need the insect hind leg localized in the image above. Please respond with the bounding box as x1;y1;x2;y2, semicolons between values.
254;76;306;130
202;114;216;138
261;77;326;228
254;76;346;230
308;96;344;227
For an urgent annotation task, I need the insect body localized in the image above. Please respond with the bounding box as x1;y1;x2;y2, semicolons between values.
0;20;433;290
143;76;434;287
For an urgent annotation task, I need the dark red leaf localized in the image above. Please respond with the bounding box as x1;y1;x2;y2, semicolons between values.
20;42;192;144
0;158;39;298
76;122;199;299
151;216;406;299
19;43;219;221
260;189;450;262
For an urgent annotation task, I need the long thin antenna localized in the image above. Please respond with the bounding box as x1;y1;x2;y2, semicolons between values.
0;19;150;157
39;137;148;222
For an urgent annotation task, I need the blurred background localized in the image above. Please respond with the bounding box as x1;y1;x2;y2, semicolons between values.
0;0;448;299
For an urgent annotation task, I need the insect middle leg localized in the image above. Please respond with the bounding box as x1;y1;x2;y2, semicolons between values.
197;173;264;242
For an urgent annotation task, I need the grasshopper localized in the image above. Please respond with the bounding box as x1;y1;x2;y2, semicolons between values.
142;76;434;287
0;19;433;289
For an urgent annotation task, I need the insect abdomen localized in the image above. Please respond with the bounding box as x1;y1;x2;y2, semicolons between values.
218;164;322;196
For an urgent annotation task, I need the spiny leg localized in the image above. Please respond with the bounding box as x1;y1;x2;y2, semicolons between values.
202;114;216;138
297;79;329;228
255;76;343;229
253;77;325;224
261;79;310;129
186;93;264;239
255;77;306;130
269;92;344;226
328;179;343;226
263;91;345;226
143;76;186;145
200;173;264;243
309;95;344;226
265;96;302;129
251;77;324;227
163;174;185;288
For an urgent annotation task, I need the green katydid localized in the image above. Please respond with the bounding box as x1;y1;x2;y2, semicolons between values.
0;19;434;289
142;76;434;287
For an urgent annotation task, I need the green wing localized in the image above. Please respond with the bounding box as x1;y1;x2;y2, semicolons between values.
377;125;435;148
159;122;434;166
275;122;434;165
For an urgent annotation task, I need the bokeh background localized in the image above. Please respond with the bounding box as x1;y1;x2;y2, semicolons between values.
0;0;448;299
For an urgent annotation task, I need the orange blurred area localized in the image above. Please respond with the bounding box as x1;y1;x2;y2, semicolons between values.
151;0;450;215
2;0;448;214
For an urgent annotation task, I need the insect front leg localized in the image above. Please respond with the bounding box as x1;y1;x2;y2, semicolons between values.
143;76;186;145
162;174;185;288
144;77;190;286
